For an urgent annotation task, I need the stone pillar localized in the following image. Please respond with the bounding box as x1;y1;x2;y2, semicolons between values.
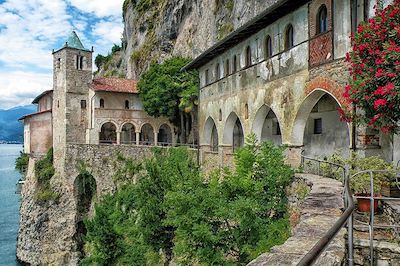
154;131;158;146
286;145;304;168
356;126;381;157
135;132;140;146
116;131;121;145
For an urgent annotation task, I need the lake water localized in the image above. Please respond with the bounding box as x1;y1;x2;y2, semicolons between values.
0;144;22;265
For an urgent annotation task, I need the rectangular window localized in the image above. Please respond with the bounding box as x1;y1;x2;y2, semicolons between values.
314;118;322;134
205;69;209;85
81;100;86;109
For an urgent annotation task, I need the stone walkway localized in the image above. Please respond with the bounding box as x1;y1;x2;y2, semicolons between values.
248;173;346;266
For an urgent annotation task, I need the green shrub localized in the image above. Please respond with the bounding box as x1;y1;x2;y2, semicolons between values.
321;152;394;194
15;152;29;175
34;148;57;203
83;136;293;265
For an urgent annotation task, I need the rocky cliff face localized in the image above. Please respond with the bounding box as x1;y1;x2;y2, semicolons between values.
106;0;280;79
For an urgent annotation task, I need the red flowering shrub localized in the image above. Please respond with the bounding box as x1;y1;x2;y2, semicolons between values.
343;0;400;133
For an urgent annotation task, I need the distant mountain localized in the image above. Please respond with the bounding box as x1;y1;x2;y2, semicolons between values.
0;105;36;142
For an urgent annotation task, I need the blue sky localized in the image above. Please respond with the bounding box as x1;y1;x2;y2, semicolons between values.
0;0;124;109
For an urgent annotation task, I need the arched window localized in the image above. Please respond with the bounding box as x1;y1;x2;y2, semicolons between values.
215;63;220;81
125;100;129;109
265;35;273;59
233;55;237;72
244;103;249;119
245;46;252;67
99;98;104;108
219;109;222;121
225;59;230;76
317;5;328;34
285;24;294;50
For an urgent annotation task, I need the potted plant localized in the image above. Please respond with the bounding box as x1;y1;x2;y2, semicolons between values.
349;154;394;212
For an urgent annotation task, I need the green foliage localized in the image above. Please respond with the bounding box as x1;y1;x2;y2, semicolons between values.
138;56;199;127
287;179;311;201
15;151;29;175
35;148;55;184
166;136;292;265
217;22;234;40
321;152;395;194
76;162;97;214
34;148;58;202
83;137;293;265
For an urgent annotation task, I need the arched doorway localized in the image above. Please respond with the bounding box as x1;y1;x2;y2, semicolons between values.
292;91;350;158
73;171;97;258
140;123;154;145
158;124;172;146
223;112;244;152
121;123;136;144
99;122;117;144
252;105;282;145
204;117;219;152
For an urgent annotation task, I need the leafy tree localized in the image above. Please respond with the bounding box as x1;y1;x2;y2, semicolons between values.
138;57;199;144
83;139;292;265
342;0;400;133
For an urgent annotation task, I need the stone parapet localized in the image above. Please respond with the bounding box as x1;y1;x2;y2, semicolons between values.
248;173;345;266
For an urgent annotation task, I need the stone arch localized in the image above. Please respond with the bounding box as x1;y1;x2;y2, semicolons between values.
158;124;173;145
99;122;117;144
291;89;350;158
252;105;282;145
73;171;97;257
223;112;244;151
204;117;219;152
305;77;349;108
140;123;154;145
121;123;136;144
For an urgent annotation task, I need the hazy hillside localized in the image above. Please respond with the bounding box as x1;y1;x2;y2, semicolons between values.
0;105;36;142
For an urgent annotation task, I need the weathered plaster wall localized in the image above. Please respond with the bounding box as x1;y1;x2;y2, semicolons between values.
38;93;53;112
27;112;53;155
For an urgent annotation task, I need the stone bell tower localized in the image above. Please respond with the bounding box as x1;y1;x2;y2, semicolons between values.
52;31;92;169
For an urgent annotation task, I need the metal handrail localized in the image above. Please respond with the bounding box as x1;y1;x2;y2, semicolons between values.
298;155;355;266
350;170;400;265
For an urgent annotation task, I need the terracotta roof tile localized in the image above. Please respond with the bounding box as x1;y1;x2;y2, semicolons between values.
91;78;138;94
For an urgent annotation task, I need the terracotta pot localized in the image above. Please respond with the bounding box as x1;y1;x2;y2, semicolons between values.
355;193;379;212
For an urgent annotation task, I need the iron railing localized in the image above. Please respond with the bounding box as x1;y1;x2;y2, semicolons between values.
298;154;355;266
350;170;400;265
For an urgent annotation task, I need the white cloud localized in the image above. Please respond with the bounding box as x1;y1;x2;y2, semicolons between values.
0;0;125;109
0;71;52;109
67;0;124;17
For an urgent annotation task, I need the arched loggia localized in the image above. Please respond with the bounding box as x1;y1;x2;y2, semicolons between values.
223;112;244;152
204;117;219;152
99;122;117;144
291;90;350;158
252;105;282;145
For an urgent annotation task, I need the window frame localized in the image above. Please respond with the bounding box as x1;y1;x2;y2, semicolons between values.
265;35;273;59
285;24;294;50
317;5;328;34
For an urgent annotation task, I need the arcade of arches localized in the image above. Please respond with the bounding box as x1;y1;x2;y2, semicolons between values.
201;89;351;166
99;122;174;146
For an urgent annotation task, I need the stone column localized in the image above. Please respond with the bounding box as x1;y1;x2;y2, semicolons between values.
116;131;121;145
356;126;381;157
286;145;304;168
154;131;158;146
135;132;140;146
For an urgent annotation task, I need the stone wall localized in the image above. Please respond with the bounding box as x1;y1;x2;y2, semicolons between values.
248;173;346;266
17;144;154;265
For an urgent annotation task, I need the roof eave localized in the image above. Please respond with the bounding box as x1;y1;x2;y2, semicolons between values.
182;0;310;71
